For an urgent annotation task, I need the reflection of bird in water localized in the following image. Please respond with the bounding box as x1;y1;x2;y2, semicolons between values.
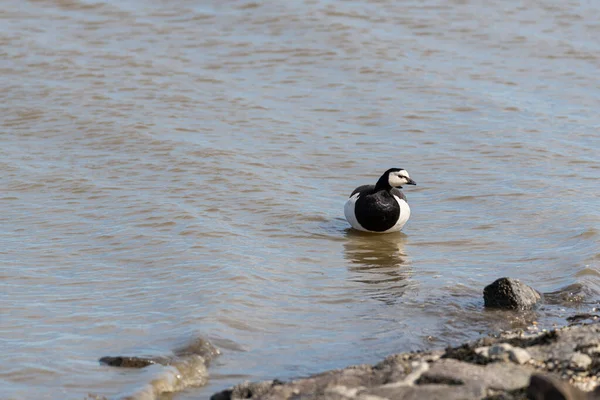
343;230;415;304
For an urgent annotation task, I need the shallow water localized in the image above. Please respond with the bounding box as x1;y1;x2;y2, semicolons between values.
1;0;600;398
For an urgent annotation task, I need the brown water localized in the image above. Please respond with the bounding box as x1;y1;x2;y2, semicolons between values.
2;0;600;399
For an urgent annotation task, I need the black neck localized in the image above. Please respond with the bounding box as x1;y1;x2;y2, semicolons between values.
375;175;393;191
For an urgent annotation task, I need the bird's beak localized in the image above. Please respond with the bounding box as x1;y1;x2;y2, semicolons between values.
406;178;416;185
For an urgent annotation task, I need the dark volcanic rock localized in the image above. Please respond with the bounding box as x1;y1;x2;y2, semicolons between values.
99;355;168;368
483;277;541;310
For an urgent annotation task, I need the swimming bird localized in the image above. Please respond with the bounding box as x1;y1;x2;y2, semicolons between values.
344;168;416;233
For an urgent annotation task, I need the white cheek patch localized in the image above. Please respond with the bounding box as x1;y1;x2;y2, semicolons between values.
388;173;408;186
398;170;410;179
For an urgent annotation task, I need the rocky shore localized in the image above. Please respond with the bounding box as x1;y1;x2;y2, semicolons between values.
100;278;599;400
210;278;599;400
99;338;220;399
211;319;599;400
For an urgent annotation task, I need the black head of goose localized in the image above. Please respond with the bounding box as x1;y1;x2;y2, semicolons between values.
344;168;416;233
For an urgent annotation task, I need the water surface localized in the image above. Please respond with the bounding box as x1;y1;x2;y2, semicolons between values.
2;0;600;399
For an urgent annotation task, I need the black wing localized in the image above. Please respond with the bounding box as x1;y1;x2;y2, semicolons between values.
350;185;375;197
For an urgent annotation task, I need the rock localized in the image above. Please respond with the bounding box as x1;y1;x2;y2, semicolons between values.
483;277;541;310
99;355;167;368
527;374;594;400
482;342;531;365
101;337;220;399
173;337;220;362
525;325;599;366
509;347;531;365
570;353;592;370
100;337;219;369
567;314;600;324
210;380;284;400
421;359;532;391
580;344;600;356
369;384;485;400
474;346;490;358
544;283;591;306
488;343;513;357
212;322;600;400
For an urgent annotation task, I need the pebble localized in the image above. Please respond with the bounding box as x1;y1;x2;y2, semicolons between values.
489;343;513;357
478;343;532;365
570;352;592;370
582;344;600;355
508;348;531;365
474;346;490;358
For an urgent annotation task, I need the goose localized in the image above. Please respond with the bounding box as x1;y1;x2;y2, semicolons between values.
344;168;416;233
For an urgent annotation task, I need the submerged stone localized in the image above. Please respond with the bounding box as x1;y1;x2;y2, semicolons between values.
100;337;219;369
544;283;591;306
99;356;165;368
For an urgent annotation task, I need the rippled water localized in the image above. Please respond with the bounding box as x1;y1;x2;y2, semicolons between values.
2;0;600;399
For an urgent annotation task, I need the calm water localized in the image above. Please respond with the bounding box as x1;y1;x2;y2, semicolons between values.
2;0;600;399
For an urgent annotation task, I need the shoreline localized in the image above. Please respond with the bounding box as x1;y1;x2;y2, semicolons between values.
208;278;599;400
99;278;599;400
210;318;600;400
